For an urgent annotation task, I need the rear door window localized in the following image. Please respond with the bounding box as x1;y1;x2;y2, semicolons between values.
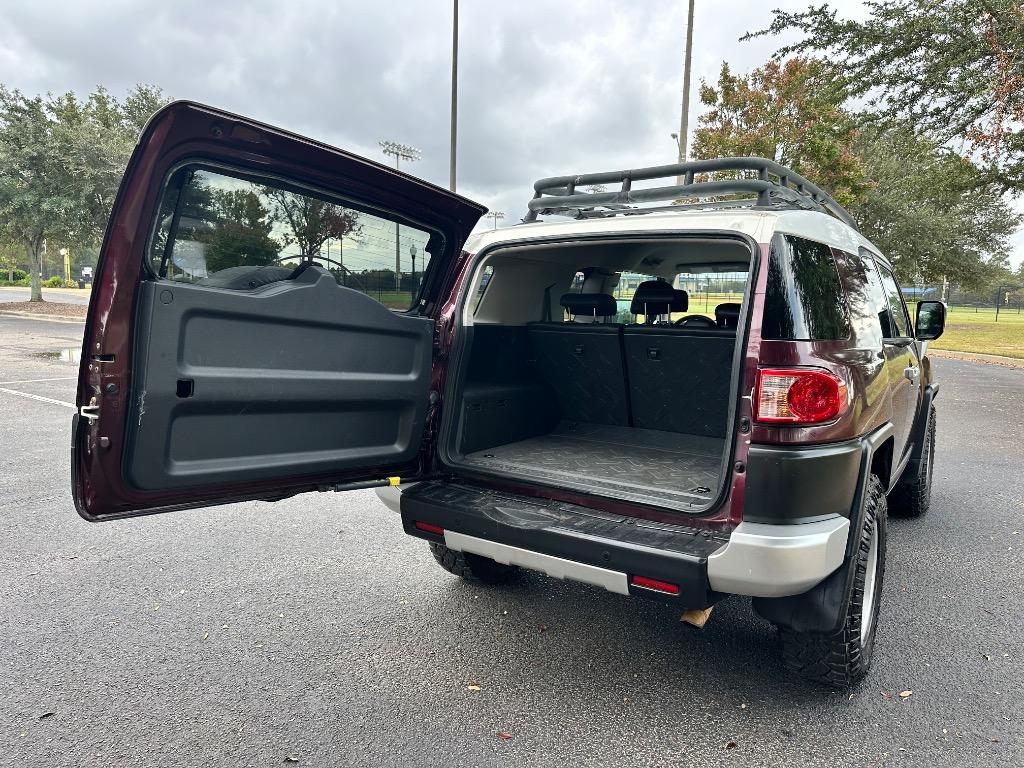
762;234;851;340
150;165;433;309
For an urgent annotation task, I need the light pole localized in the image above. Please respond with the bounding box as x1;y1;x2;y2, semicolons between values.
450;0;459;192
379;140;421;290
675;0;695;184
486;211;505;230
410;243;418;296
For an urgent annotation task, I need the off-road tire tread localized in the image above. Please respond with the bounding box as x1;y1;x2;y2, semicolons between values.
429;542;519;584
778;474;887;688
889;407;936;518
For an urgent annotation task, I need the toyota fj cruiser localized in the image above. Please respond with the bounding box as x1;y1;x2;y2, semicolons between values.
72;102;945;687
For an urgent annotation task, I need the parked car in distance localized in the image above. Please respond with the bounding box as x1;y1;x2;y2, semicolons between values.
72;102;944;687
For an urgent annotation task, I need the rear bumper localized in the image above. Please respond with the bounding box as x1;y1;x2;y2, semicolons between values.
706;518;849;597
378;481;850;602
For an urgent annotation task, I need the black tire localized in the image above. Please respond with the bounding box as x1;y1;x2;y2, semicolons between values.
889;406;936;518
428;542;520;584
778;475;888;688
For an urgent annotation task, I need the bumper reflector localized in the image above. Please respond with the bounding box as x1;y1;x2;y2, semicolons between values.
630;575;680;594
414;521;445;536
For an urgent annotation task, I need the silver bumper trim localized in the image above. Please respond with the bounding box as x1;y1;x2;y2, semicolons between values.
443;531;631;596
706;517;850;598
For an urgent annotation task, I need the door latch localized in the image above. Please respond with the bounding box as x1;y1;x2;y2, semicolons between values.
79;397;100;422
903;366;920;382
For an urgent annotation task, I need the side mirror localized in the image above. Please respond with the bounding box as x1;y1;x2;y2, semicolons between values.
915;300;946;341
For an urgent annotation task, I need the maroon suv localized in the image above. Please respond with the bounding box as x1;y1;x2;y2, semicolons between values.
72;103;945;687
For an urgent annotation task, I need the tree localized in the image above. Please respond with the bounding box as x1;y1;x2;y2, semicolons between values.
747;1;1024;190
692;57;1020;287
0;84;169;301
849;125;1020;287
264;188;362;260
692;58;866;205
0;240;20;281
204;188;280;272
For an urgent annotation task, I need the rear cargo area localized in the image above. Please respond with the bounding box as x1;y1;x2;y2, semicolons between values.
449;320;737;510
442;236;750;513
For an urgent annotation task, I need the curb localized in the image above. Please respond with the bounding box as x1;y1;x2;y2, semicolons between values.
0;310;86;324
928;348;1024;369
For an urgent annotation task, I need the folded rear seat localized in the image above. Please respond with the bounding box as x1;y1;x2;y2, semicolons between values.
622;282;735;438
528;292;630;426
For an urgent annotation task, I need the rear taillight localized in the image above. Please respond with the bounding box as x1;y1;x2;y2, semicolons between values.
755;368;849;424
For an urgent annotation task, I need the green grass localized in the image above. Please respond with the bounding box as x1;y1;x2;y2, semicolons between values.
929;306;1024;359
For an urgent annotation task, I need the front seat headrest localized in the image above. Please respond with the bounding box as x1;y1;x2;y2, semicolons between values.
715;302;741;328
630;280;676;317
560;292;618;320
671;288;689;313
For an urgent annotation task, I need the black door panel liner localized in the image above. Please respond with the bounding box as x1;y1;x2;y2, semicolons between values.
401;480;726;606
459;421;723;508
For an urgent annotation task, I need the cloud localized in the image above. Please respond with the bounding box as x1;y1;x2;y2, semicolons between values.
2;0;1018;265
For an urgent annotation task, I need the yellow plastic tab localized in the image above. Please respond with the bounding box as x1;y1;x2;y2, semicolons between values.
387;476;401;486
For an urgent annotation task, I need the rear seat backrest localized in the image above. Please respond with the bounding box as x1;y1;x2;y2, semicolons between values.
622;324;736;438
528;292;630;426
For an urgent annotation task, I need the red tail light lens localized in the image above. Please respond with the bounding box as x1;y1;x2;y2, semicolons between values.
414;521;445;536
755;368;849;424
630;575;681;594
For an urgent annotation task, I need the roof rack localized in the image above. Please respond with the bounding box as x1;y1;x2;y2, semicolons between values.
522;157;857;230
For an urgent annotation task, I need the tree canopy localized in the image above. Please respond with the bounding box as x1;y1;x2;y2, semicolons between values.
692;57;1020;287
747;0;1024;190
692;58;866;206
0;84;168;299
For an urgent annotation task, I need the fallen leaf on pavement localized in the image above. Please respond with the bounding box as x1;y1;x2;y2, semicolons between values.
38;712;55;720
881;691;893;700
467;682;481;691
724;741;737;750
899;690;913;699
538;624;548;633
283;756;299;763
498;731;513;741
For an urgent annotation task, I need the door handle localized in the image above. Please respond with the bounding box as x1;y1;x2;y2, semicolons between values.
904;366;919;382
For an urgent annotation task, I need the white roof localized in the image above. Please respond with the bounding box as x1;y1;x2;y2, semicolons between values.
466;208;883;258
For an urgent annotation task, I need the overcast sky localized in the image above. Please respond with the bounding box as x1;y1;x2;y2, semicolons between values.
1;0;1021;265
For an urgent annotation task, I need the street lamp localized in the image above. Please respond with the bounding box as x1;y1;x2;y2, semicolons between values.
486;211;505;230
379;140;422;290
410;243;418;295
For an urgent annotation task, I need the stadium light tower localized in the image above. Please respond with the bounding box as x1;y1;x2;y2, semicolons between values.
486;211;505;230
379;140;422;289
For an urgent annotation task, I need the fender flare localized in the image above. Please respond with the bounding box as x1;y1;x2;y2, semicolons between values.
752;422;894;635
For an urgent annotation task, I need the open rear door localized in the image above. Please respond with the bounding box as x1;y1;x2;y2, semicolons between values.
73;101;485;521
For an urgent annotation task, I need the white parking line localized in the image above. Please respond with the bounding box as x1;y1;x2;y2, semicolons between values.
0;387;77;410
0;377;77;386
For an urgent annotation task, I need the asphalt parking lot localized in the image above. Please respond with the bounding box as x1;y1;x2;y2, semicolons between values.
1;313;1021;767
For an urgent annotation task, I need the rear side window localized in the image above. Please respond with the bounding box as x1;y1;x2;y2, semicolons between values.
762;235;851;341
832;248;889;348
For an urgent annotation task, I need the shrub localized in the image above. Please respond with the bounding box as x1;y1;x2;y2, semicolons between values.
44;276;63;288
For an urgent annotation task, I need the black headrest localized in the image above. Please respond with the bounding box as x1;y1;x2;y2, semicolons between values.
715;302;741;328
671;289;689;312
630;280;675;316
560;292;618;318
